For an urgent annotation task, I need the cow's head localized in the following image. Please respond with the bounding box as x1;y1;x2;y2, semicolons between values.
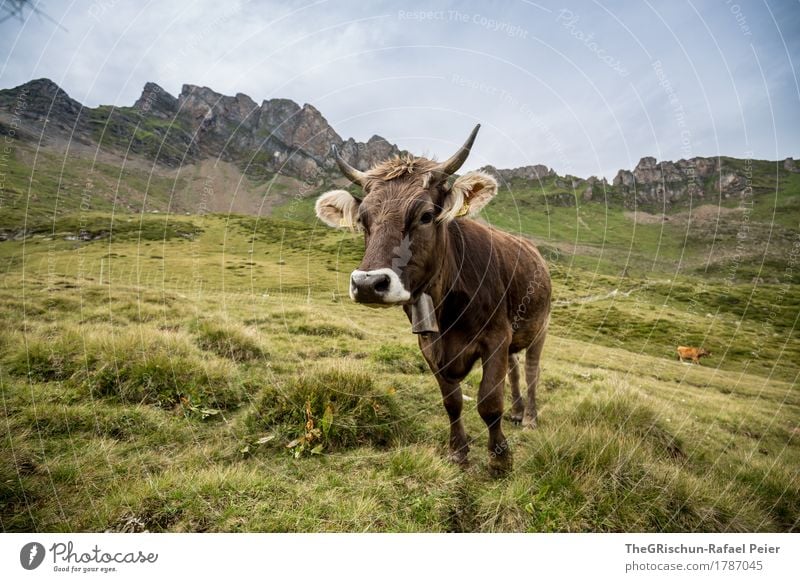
315;125;497;306
699;348;712;357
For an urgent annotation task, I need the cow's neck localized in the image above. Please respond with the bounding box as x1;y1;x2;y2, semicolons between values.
426;222;465;325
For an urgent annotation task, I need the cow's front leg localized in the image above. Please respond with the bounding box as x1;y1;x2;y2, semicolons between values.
435;375;470;465
479;340;512;475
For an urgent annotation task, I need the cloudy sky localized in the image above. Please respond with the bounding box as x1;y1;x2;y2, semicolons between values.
1;0;798;178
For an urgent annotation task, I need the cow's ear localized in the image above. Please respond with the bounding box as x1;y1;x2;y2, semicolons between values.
438;171;498;222
315;189;362;230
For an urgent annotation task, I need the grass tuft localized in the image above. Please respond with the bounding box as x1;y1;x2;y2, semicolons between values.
77;331;244;409
247;369;405;452
5;325;247;410
191;318;268;362
5;328;84;382
572;389;685;460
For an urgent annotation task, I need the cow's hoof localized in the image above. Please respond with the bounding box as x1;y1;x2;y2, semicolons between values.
506;411;523;425
522;417;538;430
488;454;513;477
448;448;469;466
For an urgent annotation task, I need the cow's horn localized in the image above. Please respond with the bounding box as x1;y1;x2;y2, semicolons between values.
435;124;481;177
332;144;368;188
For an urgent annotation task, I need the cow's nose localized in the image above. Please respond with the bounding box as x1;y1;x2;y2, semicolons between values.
350;270;391;303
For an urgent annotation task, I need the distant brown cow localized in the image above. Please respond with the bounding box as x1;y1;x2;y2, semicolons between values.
677;346;712;364
315;125;551;474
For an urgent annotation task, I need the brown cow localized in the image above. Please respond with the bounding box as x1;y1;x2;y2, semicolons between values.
315;125;551;474
677;346;712;364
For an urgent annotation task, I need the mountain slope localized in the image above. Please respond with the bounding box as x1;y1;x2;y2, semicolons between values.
1;78;799;281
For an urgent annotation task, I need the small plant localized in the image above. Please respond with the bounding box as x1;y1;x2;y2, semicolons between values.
181;397;222;421
248;369;405;453
239;434;276;456
285;400;330;457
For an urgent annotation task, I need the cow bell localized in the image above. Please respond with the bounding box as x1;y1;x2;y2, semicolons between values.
411;293;439;335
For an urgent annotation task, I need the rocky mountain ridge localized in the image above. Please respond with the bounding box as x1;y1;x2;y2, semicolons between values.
483;154;798;209
1;78;797;208
0;78;400;183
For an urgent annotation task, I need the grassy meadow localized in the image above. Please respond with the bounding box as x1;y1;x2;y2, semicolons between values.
1;205;798;532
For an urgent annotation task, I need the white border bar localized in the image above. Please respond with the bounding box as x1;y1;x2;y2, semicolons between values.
1;533;797;581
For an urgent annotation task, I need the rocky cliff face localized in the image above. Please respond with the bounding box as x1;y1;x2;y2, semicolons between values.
0;79;401;182
0;78;82;123
129;83;406;180
133;82;178;119
480;164;555;183
605;155;787;208
611;156;720;206
487;154;782;210
0;78;89;143
171;84;401;180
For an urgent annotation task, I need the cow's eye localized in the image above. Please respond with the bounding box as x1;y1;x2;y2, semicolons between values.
419;211;435;225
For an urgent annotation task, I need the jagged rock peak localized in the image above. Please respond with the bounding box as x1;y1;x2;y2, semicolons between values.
12;78;66;95
134;82;177;117
179;84;257;112
180;83;220;100
0;78;82;120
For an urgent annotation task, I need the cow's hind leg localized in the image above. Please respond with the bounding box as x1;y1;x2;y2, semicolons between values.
435;375;470;465
480;339;512;476
506;353;524;424
523;335;545;430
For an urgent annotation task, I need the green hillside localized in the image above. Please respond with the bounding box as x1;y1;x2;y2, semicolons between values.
1;207;798;532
